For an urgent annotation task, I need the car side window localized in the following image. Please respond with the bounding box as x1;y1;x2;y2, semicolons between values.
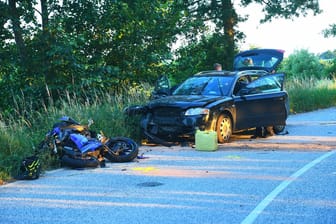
233;75;250;95
241;74;283;95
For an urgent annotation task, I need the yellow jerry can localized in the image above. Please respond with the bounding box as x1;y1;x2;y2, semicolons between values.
195;130;218;151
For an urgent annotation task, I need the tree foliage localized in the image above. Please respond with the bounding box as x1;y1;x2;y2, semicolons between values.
241;0;321;22
323;24;336;38
280;49;325;80
0;0;185;113
0;0;323;114
319;50;336;79
171;0;321;79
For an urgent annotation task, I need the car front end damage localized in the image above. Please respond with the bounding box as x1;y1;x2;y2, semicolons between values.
140;105;213;142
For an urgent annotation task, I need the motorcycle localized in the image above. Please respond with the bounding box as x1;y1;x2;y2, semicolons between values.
39;116;139;168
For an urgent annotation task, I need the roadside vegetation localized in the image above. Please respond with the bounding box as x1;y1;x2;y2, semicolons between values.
286;77;336;113
282;49;336;113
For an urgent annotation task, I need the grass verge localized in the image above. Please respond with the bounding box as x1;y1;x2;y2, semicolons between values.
286;78;336;113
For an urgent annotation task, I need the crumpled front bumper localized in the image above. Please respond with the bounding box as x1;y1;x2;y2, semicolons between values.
141;113;208;140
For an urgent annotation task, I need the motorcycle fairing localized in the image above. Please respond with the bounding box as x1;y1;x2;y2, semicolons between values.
70;134;103;153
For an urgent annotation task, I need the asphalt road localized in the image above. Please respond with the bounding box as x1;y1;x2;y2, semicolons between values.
0;107;335;224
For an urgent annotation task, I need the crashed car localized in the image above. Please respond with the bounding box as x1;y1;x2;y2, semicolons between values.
126;49;289;144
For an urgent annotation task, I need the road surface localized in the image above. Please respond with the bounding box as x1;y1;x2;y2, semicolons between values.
0;107;335;224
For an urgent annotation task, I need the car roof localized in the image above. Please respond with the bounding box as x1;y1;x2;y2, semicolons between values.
194;70;235;77
193;69;268;79
233;49;284;72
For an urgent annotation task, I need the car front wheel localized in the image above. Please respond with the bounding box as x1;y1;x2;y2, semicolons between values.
216;114;232;143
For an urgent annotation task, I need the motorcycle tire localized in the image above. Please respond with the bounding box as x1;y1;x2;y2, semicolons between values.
104;137;139;163
60;155;99;168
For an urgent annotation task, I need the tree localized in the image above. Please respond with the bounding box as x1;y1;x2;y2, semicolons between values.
174;0;245;70
173;0;321;72
0;0;324;113
241;0;321;22
0;0;189;112
323;24;336;37
8;0;27;67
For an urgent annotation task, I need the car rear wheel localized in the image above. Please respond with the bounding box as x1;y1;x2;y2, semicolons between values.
216;114;232;143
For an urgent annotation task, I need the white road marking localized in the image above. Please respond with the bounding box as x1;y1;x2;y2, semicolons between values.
241;150;336;224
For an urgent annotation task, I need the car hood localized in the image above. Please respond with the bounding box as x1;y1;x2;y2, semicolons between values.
147;95;227;110
233;49;284;72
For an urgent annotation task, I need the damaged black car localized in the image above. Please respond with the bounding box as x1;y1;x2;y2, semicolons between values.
125;49;289;144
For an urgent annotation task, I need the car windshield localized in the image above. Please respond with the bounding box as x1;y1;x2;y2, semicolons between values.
173;76;234;96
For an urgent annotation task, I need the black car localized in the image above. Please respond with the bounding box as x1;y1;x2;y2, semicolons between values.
126;49;289;144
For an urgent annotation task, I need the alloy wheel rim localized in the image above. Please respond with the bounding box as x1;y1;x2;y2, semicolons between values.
220;117;231;140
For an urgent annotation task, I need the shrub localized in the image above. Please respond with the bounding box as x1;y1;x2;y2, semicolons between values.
281;49;325;79
321;58;336;79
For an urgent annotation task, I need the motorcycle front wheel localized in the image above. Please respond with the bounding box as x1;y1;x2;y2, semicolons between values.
104;137;139;162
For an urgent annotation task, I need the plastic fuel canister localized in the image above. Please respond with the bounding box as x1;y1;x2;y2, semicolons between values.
195;130;218;151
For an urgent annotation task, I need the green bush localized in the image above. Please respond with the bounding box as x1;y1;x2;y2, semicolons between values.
321;58;336;79
281;49;325;79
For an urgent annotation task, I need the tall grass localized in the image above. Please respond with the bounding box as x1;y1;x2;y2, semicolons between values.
0;78;335;182
0;83;151;182
286;77;336;113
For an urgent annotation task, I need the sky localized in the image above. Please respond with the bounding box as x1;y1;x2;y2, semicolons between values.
236;0;336;57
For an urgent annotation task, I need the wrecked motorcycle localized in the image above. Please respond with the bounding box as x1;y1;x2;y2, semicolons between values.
39;116;139;168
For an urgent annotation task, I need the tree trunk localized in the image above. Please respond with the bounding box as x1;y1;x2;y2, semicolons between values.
41;0;49;32
40;0;53;83
221;0;236;70
8;0;28;68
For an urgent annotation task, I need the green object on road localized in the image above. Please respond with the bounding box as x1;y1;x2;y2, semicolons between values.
195;130;218;151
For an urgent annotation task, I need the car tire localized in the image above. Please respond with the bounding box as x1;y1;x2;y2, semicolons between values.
216;114;232;143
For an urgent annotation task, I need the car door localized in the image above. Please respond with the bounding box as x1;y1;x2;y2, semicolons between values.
233;73;288;130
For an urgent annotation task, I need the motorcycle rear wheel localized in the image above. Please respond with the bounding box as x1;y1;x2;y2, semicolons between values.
104;137;139;162
60;155;99;168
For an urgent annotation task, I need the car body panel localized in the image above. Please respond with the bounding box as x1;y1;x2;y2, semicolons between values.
147;95;228;110
234;91;288;130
